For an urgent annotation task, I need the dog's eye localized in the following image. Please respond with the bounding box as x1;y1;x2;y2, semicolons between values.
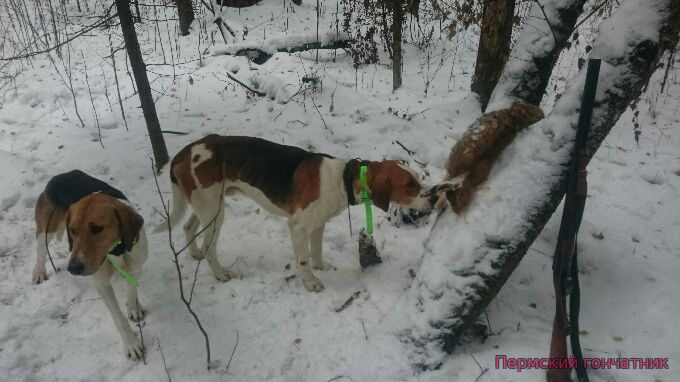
69;227;76;236
90;225;104;235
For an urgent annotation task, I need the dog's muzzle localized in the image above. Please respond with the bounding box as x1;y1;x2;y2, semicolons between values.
67;261;85;275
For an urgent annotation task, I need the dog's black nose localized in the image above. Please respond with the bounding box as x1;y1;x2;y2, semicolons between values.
68;262;85;275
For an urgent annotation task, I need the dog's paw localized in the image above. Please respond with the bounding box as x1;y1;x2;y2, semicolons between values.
127;305;145;322
124;338;145;360
312;261;336;271
302;276;324;292
212;266;234;282
32;267;48;284
189;250;205;260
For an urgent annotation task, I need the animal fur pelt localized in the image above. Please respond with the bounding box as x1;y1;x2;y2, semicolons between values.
444;103;544;213
358;228;382;269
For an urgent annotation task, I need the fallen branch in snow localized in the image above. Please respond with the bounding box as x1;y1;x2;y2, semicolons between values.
325;376;350;382
156;338;171;382
225;329;239;372
224;72;267;97
393;140;427;168
334;291;362;313
213;31;351;64
390;0;680;370
470;353;489;382
394;140;415;156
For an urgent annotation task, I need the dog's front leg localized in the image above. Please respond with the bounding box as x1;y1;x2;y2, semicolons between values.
125;282;145;322
125;232;147;322
289;224;323;291
124;263;145;322
32;233;50;284
92;275;144;360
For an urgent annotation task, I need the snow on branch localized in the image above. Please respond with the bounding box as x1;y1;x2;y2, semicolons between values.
212;31;351;64
384;0;679;370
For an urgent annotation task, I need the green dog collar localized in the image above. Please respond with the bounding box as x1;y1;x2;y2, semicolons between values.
359;165;373;235
106;254;139;288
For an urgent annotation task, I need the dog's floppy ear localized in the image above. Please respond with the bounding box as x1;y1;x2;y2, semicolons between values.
370;174;392;212
114;204;144;252
65;209;73;251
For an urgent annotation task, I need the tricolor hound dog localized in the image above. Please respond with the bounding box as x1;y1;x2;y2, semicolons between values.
33;170;147;360
161;135;456;291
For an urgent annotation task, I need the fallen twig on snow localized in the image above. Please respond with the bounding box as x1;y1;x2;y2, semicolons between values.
156;338;171;382
224;72;266;97
334;291;361;313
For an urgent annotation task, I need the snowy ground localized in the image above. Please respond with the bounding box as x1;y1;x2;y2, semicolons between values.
0;1;678;381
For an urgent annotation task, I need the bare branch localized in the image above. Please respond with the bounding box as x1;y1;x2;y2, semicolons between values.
151;158;219;370
0;10;117;61
156;338;172;382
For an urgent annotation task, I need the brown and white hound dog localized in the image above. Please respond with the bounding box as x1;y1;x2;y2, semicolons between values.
160;135;455;291
33;170;147;360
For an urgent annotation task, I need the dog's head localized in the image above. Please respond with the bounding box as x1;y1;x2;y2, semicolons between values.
65;193;143;276
366;160;442;213
367;160;464;215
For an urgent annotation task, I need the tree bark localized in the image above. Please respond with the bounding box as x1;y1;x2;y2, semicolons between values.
487;0;588;110
387;0;680;371
175;0;195;36
134;0;142;23
471;0;515;111
392;0;403;91
116;0;169;171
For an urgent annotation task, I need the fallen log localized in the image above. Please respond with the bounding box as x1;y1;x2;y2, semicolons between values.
384;0;680;371
213;31;351;64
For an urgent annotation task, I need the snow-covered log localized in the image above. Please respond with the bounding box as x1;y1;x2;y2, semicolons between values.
385;0;680;370
212;31;351;64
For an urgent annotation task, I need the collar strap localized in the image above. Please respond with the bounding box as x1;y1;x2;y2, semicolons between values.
108;237;138;256
106;255;140;288
343;159;363;206
359;165;374;235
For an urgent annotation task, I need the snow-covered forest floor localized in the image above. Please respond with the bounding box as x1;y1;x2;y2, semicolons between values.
0;0;678;381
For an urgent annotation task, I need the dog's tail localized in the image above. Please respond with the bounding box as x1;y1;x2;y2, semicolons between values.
153;182;188;233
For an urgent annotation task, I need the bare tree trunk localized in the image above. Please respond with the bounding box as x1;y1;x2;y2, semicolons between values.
175;0;195;36
487;0;588;109
471;0;515;111
116;0;169;171
392;0;403;91
388;0;680;371
134;0;142;23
